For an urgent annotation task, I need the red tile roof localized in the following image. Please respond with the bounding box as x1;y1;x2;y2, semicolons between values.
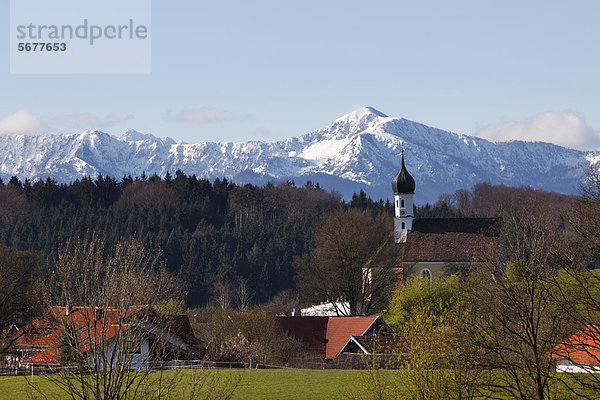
551;325;600;365
276;316;383;359
277;316;328;359
18;306;145;365
325;316;382;359
12;306;195;365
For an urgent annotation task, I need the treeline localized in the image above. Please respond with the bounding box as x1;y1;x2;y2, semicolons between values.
0;172;341;306
0;172;576;307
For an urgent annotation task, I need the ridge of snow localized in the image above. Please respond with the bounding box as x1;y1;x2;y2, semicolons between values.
0;107;597;203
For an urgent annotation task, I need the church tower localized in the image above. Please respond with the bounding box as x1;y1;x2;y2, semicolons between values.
392;148;415;243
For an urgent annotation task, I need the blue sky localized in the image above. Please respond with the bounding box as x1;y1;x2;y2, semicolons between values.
1;0;599;149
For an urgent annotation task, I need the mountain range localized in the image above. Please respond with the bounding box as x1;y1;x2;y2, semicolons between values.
0;106;597;204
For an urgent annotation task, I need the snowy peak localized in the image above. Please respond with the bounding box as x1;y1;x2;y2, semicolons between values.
336;106;388;121
74;130;113;145
0;107;597;203
333;106;387;125
323;106;391;139
118;129;159;142
117;129;176;146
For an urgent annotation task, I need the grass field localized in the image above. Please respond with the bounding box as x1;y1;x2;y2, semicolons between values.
0;369;365;400
0;369;590;399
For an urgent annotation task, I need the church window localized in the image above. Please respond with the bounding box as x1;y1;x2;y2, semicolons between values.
401;222;405;229
401;199;405;208
421;268;432;284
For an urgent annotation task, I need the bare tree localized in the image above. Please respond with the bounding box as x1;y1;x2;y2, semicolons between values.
261;289;300;316
297;209;397;315
235;277;253;312
212;281;232;309
195;305;301;366
212;277;253;312
30;235;238;400
543;168;600;398
461;214;571;400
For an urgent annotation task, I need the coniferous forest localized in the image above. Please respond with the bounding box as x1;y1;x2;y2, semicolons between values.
0;172;344;306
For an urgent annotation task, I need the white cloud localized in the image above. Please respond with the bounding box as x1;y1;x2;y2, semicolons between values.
477;112;600;150
0;110;134;136
166;107;248;124
0;110;47;135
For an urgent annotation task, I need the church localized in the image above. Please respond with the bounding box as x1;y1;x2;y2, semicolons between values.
389;149;499;282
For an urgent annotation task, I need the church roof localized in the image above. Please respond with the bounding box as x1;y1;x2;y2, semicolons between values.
405;218;499;263
392;152;415;195
412;218;499;236
401;230;497;263
369;218;500;266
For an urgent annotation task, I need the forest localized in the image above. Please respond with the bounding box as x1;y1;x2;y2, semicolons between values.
0;171;576;307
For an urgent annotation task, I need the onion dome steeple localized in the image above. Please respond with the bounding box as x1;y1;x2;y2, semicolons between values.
392;148;415;195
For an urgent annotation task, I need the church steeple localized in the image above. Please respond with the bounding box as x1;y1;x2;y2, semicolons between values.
392;148;415;195
393;147;415;243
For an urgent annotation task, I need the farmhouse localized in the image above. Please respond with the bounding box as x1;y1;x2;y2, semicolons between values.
276;315;387;360
7;305;201;369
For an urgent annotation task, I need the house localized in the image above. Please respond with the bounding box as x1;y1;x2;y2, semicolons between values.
551;325;600;373
276;315;387;360
8;305;201;370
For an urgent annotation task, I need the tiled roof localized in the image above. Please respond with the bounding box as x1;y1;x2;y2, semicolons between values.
551;325;600;365
13;306;196;365
276;316;383;359
160;314;196;339
325;316;381;359
367;218;500;266
402;231;497;263
277;316;328;359
20;306;144;365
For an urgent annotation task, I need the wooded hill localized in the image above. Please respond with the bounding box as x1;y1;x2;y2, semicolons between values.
0;171;576;306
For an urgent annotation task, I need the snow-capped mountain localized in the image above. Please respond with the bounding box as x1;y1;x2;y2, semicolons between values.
0;107;597;203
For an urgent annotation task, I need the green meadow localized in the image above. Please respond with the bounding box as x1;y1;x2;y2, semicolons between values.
0;369;363;400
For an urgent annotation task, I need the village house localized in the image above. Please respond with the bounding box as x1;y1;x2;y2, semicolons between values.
6;305;201;370
551;325;600;373
276;315;387;361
